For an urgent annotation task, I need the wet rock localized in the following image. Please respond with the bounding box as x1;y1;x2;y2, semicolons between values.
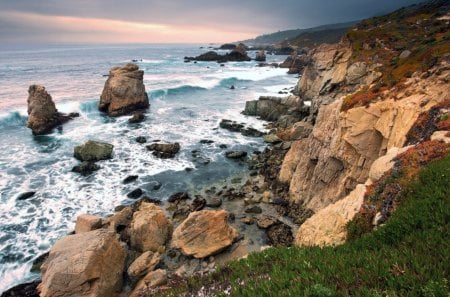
17;192;36;201
263;134;282;144
241;217;255;225
75;214;103;234
190;197;207;211
219;119;244;132
225;151;247;159
136;136;147;143
255;50;266;62
128;251;162;278
130;202;171;252
146;142;180;159
26;85;77;135
123;175;139;184
99;63;149;116
256;216;277;229
243;96;302;122
127;188;144;199
245;205;262;214
74;140;114;162
150;181;162;191
130;269;167;297
71;161;100;176
199;139;214;144
206;197;222;208
172;210;239;258
128;111;145;123
38;230;126;297
267;223;293;246
31;252;49;273
1;281;40;297
168;192;190;203
241;127;265;137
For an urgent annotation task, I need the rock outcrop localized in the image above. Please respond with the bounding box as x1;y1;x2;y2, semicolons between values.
243;96;308;124
184;45;251;63
38;229;126;297
74;140;114;162
99;63;149;116
280;65;449;212
146;142;180;159
172;210;239;258
27;85;77;135
280;54;309;74
129;202;171;252
255;50;266;62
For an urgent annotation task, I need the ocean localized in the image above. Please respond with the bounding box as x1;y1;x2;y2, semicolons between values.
0;43;297;293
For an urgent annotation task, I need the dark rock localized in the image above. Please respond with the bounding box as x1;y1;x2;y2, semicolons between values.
255;50;266;62
225;151;247;159
99;63;149;116
74;140;114;162
243;96;302;122
146;142;180;159
190;197;207;211
1;281;40;297
128;111;145;123
140;196;162;205
31;252;49;273
123;175;138;184
185;167;194;172
230;85;235;90
135;136;147;143
241;127;264;137
17;192;36;201
199;139;214;144
219;119;244;132
168;192;190;203
206;197;222;208
267;223;293;246
151;181;162;191
71;161;100;176
219;144;228;149
218;43;237;50
256;216;277;229
127;188;144;199
245;205;262;214
185;44;251;63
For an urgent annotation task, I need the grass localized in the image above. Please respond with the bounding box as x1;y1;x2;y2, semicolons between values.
153;152;450;297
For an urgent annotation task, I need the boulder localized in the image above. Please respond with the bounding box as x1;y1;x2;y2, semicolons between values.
99;63;149;116
75;214;103;234
225;151;247;159
255;51;266;62
129;269;167;297
277;122;313;141
146;142;180;159
243;96;301;122
263;134;282;144
129;202;171;252
26;85;76;135
128;111;145;123
38;229;126;297
17;191;36;201
74;140;114;162
399;50;411;59
71;161;100;176
127;251;161;278
172;210;239;258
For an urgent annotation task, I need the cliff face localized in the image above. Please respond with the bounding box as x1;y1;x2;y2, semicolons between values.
280;2;450;216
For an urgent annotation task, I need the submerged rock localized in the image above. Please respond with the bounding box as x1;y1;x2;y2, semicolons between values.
99;63;149;116
16;191;36;201
128;111;145;123
225;151;247;159
38;229;126;297
172;210;239;258
26;85;77;135
127;188;144;199
74;140;114;162
71;161;100;176
123;175;139;184
146;142;180;159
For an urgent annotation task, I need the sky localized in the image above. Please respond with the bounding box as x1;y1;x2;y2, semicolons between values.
0;0;424;44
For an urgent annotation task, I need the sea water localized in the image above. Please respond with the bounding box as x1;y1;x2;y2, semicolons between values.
0;43;297;293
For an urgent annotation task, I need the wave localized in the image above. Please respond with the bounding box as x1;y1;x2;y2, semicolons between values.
0;112;27;128
218;77;251;88
79;100;99;114
150;85;207;99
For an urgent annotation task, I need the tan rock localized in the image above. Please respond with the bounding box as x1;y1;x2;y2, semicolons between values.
99;63;149;116
106;207;133;232
368;146;411;183
277;121;313;141
129;269;167;297
38;229;126;297
295;184;366;246
75;214;103;234
431;130;450;143
172;210;239;258
130;203;171;252
128;251;161;278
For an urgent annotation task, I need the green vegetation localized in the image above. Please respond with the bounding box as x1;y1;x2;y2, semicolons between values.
157;152;450;297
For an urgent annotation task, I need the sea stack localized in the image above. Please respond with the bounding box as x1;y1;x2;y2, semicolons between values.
99;63;149;116
27;85;76;135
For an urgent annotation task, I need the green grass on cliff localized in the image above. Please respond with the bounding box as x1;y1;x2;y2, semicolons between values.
159;155;450;297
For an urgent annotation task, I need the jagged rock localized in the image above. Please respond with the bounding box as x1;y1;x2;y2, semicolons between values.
99;63;149;116
129;269;167;297
128;251;161;278
243;96;301;121
190;197;206;211
128;111;145;123
75;214;103;234
71;161;100;176
146;142;180;159
255;50;266;62
168;192;190;203
74;140;114;162
280;54;309;74
172;210;239;258
295;184;366;246
26;85;77;135
185;45;251;63
106;207;133;233
38;229;126;297
129;202;171;252
277;122;313;141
